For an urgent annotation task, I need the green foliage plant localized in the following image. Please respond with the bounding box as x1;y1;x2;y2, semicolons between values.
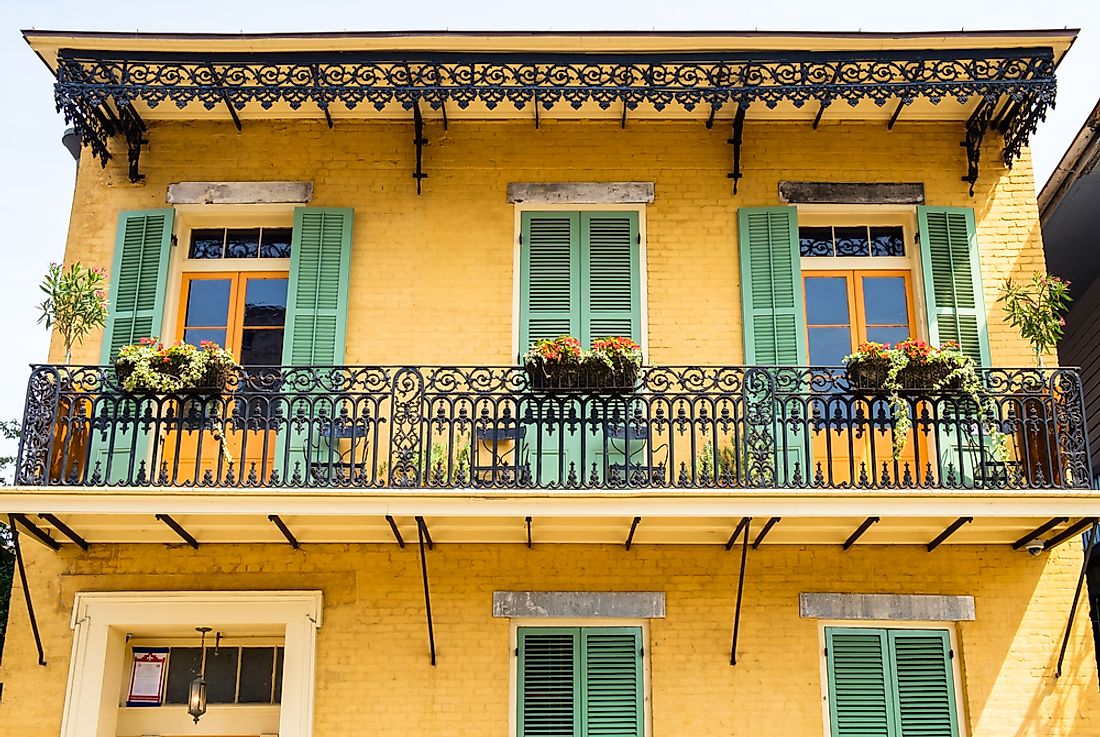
37;262;109;364
997;273;1072;366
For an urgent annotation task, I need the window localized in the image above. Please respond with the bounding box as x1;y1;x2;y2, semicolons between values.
178;272;289;365
189;227;293;259
824;627;959;737
804;271;913;364
162;645;285;705
517;626;644;737
519;211;642;353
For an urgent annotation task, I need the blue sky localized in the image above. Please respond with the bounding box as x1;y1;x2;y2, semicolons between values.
0;0;1096;455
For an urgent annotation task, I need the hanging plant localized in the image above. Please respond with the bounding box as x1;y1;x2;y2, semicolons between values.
522;335;642;391
843;339;1008;461
588;336;643;389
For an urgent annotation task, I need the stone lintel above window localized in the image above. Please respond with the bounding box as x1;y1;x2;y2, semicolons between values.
800;592;975;621
167;181;314;205
493;591;666;618
507;182;655;205
779;181;925;205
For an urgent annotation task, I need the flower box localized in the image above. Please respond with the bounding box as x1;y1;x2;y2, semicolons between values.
114;338;238;395
522;335;641;392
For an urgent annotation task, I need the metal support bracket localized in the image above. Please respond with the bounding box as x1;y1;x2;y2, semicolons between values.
417;516;437;666
525;516;533;549
1056;523;1098;678
962;98;994;197
752;517;780;549
7;515;47;665
727;105;746;194
155;514;199;549
10;513;60;551
1013;517;1069;550
1044;518;1100;551
927;517;972;552
730;516;751;666
625;517;642;550
39;513;89;551
413;102;428;194
843;517;879;550
119;104;148;184
386;515;406;548
268;514;300;549
725;516;751;551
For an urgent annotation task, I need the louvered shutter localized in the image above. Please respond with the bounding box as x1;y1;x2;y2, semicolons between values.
826;627;896;737
92;209;175;484
101;209;174;362
917;207;990;366
581;212;641;345
738;207;806;365
580;628;643;737
888;630;959;737
519;628;580;737
520;212;581;355
281;208;353;365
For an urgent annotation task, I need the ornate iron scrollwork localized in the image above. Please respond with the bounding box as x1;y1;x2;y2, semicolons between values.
51;47;1058;186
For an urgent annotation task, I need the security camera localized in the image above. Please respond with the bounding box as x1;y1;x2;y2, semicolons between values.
1026;539;1044;557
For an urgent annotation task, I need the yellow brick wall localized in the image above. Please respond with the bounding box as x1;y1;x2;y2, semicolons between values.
0;541;1096;736
50;118;1048;368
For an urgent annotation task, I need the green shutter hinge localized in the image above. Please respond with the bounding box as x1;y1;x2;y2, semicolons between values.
823;647;829;657
636;233;641;244
514;647;519;657
639;647;644;656
170;234;179;248
949;649;954;659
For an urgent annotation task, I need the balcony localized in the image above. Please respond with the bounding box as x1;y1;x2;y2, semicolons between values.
14;364;1092;492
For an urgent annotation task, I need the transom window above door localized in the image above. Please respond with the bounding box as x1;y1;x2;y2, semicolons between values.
189;226;293;259
799;225;905;257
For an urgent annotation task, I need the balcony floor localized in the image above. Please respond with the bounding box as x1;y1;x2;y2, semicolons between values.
3;486;1098;549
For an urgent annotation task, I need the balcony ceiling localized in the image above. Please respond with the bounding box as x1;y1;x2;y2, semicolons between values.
3;488;1097;549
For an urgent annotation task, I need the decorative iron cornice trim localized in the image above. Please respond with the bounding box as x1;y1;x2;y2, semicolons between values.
52;47;1057;186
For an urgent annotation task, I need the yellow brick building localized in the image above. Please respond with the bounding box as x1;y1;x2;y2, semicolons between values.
1;28;1098;737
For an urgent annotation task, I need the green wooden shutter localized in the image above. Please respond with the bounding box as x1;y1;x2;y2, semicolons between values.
888;630;959;737
518;628;580;737
281;208;354;365
917;207;990;366
738;207;806;365
580;212;641;345
100;209;175;362
520;212;581;355
580;627;643;737
92;209;175;483
826;627;895;737
278;208;353;483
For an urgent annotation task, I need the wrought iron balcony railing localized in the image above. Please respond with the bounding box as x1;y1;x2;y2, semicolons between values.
14;364;1092;491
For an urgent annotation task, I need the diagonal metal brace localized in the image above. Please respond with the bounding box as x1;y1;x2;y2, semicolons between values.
730;516;751;666
7;515;47;665
417;516;437;666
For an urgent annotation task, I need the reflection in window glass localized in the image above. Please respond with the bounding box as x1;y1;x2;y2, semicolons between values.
189;229;225;259
185;279;231;328
870;226;905;257
808;327;853;365
164;648;202;704
226;228;262;259
260;228;293;259
204;647;239;704
834;226;870;257
805;277;850;325
862;277;908;324
799;226;834;257
237;648;276;704
243;279;288;327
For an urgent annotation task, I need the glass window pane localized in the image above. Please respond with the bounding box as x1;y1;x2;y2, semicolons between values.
189;229;225;259
243;279;288;327
805;277;851;325
870;226;905;257
862;277;910;326
808;327;853;365
204;647;239;704
241;330;285;365
164;647;202;704
184;328;228;348
867;326;911;345
260;228;293;259
237;647;275;704
184;279;231;327
225;228;261;259
834;226;869;257
799;226;834;257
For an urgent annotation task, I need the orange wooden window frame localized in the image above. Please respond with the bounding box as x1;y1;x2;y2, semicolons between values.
177;270;289;361
803;269;915;352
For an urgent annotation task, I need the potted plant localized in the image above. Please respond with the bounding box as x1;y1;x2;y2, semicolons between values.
114;338;238;395
36;262;109;482
522;335;584;390
588;336;643;391
843;340;1005;463
996;273;1073;485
